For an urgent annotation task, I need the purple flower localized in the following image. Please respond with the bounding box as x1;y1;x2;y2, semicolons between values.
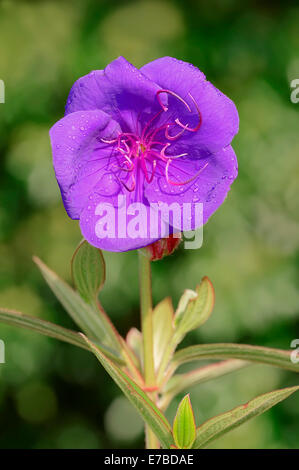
50;57;238;252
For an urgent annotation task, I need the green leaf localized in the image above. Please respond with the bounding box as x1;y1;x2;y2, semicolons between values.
82;334;174;449
153;297;174;371
0;308;124;364
125;297;175;376
172;343;299;373
156;280;214;384
173;394;196;449
33;256;121;353
174;277;214;340
71;240;105;304
193;385;299;448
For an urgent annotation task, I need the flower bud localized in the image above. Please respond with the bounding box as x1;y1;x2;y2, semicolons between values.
142;233;182;261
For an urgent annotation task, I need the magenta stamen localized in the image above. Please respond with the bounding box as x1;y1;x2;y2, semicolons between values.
120;140;131;154
149;160;157;183
99;89;202;191
165;161;208;186
156;89;192;113
165;124;187;140
144;123;169;144
148;140;164;146
174;93;202;132
120;173;136;192
141;108;163;141
160;143;188;160
141;154;157;183
101;137;118;144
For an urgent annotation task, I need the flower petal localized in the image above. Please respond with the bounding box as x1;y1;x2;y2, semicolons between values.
141;57;239;153
65;56;166;132
144;145;238;232
49;109;121;219
79;186;170;252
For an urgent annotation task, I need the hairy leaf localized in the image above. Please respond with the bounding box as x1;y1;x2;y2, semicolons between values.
0;308;124;364
33;256;120;352
82;335;174;449
193;385;299;448
172;343;299;373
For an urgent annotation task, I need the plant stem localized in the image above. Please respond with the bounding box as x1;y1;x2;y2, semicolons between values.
138;250;159;449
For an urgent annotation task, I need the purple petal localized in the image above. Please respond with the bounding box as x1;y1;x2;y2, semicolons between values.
79;183;170;252
144;145;238;231
141;57;239;153
65;56;166;132
49;109;121;219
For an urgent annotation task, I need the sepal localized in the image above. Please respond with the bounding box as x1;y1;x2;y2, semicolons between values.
71;239;105;304
140;234;181;261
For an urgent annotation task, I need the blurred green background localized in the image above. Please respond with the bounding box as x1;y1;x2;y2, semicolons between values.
0;0;298;449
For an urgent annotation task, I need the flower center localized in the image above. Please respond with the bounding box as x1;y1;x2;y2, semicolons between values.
139;143;146;154
101;89;207;192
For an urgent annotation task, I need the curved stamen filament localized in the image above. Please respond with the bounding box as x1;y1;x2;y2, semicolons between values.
101;137;118;144
99;89;202;192
144;123;169;145
165;124;187;141
160;143;188;160
174;93;202;132
165;160;208;186
156;89;202;134
141;154;157;183
141;108;163;141
156;89;192;113
120;172;136;192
